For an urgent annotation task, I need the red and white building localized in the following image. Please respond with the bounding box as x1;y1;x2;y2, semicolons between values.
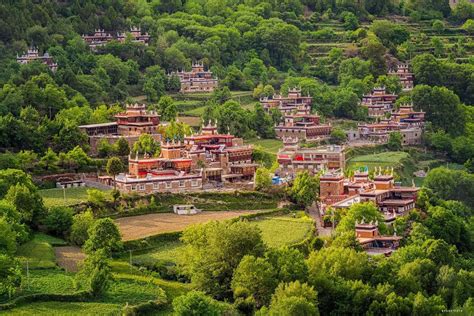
112;122;257;194
361;87;398;118
388;63;414;91
79;104;162;155
277;137;345;177
170;62;218;93
320;169;419;225
17;47;57;71
260;88;312;114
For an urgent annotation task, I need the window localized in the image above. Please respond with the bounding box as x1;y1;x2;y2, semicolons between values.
192;180;198;187
139;184;145;191
166;182;172;189
131;185;137;191
179;180;185;187
153;183;159;189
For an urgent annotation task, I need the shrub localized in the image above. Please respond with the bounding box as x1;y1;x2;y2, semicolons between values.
44;206;73;237
69;210;95;246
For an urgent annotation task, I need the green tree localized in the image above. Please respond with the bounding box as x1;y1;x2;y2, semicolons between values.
412;292;446;315
5;183;44;225
375;75;402;94
172;291;224;316
265;247;308;283
84;218;122;256
132;134;161;156
232;255;277;308
462;19;474;35
76;249;112;297
0;254;22;300
106;157;125;189
97;139;114;158
157;96;177;122
432;20;445;33
330;128;347;145
254;167;272;191
387;131;403;150
336;202;386;234
66;146;91;171
70;210;95;246
288;171;319;208
180;221;265;300
268;281;319;316
411;85;465;136
44;206;73;237
39;148;59;172
342;13;359;31
0;217;17;255
307;246;370;281
114;138;130;157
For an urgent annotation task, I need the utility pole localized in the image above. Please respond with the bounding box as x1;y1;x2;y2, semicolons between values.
26;260;30;290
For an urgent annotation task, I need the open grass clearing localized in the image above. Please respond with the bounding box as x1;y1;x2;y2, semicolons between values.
116;210;264;241
347;151;409;171
2;301;121;316
248;214;314;248
246;138;282;154
177;116;201;127
15;233;66;269
39;187;110;207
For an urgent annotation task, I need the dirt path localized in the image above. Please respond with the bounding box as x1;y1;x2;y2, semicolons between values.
116;210;261;241
54;246;86;272
307;204;333;237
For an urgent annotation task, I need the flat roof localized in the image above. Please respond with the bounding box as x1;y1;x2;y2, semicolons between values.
79;122;117;128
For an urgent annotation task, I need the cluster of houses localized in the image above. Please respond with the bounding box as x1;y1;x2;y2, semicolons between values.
276;137;345;177
349;104;425;145
261;88;332;141
83;114;256;193
79;103;162;155
16;47;58;71
82;27;150;51
169;62;219;93
319;168;419;255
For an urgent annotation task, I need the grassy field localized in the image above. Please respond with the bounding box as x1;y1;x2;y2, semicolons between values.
15;233;67;270
3;302;121;315
39;187;110;207
249;214;314;248
3;259;191;315
347;151;409;172
246;138;283;154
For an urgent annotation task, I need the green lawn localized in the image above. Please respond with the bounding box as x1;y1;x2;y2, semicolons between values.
183;105;206;116
16;233;66;269
246;138;283;154
347;151;409;172
132;240;184;266
249;214;314;248
39;187;110;207
4;261;191;315
2;302;121;316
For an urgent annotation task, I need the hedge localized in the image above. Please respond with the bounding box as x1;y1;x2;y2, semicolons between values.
119;231;182;254
122;289;168;316
0;290;93;311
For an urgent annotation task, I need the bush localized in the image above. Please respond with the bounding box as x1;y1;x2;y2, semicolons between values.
69;210;95;246
44;206;73;237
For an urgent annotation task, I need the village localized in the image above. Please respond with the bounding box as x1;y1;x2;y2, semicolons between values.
2;2;473;314
31;55;424;258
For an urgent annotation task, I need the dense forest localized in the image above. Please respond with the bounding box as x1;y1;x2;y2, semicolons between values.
0;0;473;315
